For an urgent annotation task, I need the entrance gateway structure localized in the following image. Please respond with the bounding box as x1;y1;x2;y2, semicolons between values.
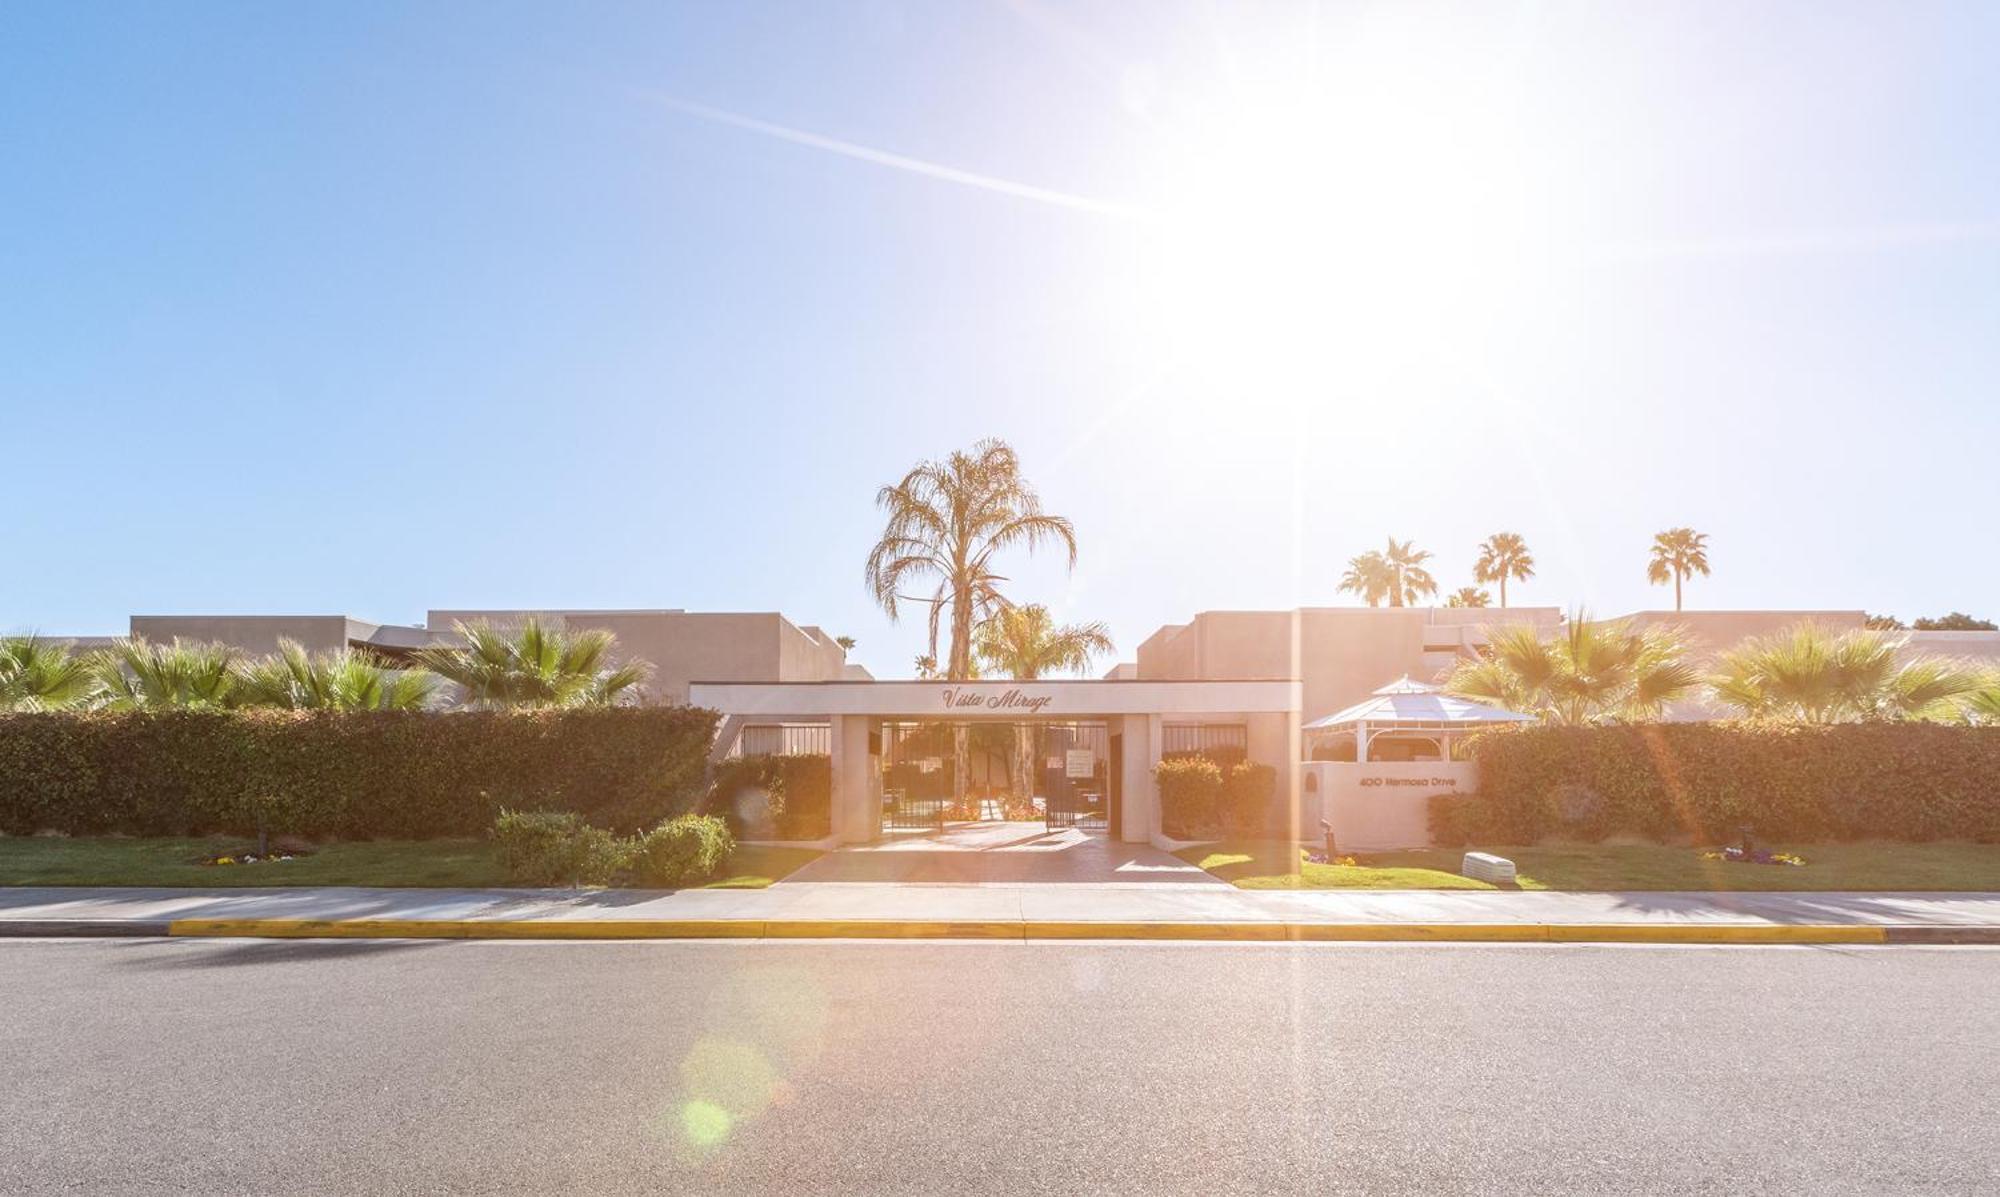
689;679;1302;848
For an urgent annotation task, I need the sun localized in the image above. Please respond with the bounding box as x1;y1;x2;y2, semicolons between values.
1118;67;1553;410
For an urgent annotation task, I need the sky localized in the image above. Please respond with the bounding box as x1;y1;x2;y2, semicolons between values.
3;1;1998;677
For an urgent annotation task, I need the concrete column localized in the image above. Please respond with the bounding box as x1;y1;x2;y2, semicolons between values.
1118;713;1156;843
829;714;874;844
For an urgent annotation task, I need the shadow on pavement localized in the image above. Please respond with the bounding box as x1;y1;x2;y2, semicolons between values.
111;939;454;970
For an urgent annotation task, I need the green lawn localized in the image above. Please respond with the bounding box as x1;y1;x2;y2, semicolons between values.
0;837;821;890
1177;840;2000;892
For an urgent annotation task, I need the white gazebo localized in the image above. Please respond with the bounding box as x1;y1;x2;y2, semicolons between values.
1303;676;1533;762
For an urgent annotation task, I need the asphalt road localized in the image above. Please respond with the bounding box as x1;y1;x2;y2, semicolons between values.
2;940;1995;1195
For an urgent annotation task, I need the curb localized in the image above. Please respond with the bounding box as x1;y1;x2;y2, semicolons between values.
4;920;1997;944
146;919;2000;944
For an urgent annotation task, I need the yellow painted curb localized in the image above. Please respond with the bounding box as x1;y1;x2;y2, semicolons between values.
1542;923;1886;945
167;918;1894;944
765;920;1024;940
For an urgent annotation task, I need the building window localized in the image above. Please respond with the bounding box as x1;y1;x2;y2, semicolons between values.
738;724;831;757
1162;723;1247;759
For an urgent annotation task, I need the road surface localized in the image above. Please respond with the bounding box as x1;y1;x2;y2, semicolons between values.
2;939;1994;1194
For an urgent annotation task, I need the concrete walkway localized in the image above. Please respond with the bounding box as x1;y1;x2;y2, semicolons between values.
5;882;1999;930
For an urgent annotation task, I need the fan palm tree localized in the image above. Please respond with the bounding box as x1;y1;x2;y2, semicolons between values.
0;636;100;711
1646;527;1710;612
975;606;1115;798
865;438;1077;681
1444;587;1491;609
1962;672;2000;725
410;618;651;709
90;637;239;710
1709;623;1982;723
1337;551;1393;607
232;640;438;711
1381;538;1438;606
1446;614;1700;725
1472;532;1535;608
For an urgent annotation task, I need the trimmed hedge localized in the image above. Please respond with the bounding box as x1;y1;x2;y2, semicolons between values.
0;707;718;839
1449;723;2000;845
705;753;831;840
1156;755;1223;839
493;810;631;886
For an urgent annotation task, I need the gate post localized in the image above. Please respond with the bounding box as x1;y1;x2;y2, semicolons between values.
829;714;875;844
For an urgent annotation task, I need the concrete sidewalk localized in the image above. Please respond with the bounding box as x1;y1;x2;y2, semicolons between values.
4;883;1998;942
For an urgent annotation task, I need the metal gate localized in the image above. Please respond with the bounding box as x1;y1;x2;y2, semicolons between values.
879;720;958;831
1040;722;1110;831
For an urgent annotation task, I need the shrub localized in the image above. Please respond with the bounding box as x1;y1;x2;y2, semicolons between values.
0;707;718;839
1427;791;1532;848
630;813;735;886
1156;755;1224;840
492;810;630;886
705;752;832;840
1220;762;1278;834
1467;723;2000;843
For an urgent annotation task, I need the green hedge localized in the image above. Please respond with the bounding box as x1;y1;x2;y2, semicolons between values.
0;707;718;839
1453;723;2000;844
705;753;831;840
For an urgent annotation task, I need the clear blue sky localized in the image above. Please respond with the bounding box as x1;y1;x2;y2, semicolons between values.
4;1;1997;676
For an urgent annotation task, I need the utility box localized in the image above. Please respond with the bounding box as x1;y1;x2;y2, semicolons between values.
1462;852;1516;884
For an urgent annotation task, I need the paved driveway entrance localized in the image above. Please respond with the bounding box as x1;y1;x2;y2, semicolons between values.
783;822;1224;886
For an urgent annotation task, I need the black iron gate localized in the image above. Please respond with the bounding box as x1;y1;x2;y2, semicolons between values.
879;720;956;831
1040;722;1110;831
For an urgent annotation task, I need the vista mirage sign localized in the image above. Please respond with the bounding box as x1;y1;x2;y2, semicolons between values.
940;686;1056;715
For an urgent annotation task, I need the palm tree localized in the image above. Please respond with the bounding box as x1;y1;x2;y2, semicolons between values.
974;605;1114;681
1381;538;1438;607
410;618;651;709
1338;551;1392;607
1338;538;1438;607
1446;614;1701;725
1472;532;1535;608
1962;672;2000;725
1646;527;1710;612
232;640;437;711
865;438;1077;681
975;606;1114;799
1709;623;1982;723
0;636;100;711
1444;587;1491;609
90;637;239;710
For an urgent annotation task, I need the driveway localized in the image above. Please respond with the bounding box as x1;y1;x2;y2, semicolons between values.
781;821;1224;886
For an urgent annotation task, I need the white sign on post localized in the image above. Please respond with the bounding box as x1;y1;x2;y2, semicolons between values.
1064;749;1096;779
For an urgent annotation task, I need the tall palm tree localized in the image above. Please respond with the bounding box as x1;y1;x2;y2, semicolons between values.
974;605;1114;681
1446;614;1700;725
90;637;239;710
1647;527;1710;612
1380;538;1438;607
1444;586;1491;609
410;618;651;709
1472;532;1535;608
0;636;100;711
1710;623;1982;723
1338;539;1438;607
232;640;438;711
975;605;1114;798
1338;551;1392;607
865;438;1077;681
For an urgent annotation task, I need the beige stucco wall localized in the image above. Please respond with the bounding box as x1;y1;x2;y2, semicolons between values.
1301;760;1477;850
1138;607;1562;724
128;615;357;655
427;609;852;705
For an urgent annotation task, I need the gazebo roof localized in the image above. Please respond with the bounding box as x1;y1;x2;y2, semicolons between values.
1302;683;1533;732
